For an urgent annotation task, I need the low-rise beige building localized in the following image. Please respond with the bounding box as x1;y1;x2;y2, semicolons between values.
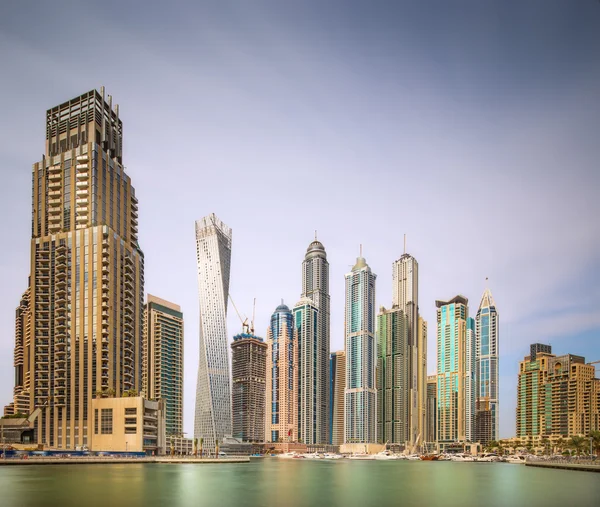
91;397;165;455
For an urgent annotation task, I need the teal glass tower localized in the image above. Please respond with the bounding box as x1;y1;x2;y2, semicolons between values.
475;288;499;445
344;253;377;444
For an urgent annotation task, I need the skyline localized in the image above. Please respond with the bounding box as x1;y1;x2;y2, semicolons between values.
1;1;599;440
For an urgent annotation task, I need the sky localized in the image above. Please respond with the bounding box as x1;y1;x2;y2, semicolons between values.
0;0;599;439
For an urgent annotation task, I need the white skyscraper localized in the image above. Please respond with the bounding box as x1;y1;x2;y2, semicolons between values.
392;250;426;448
466;317;476;442
345;253;377;444
475;288;499;445
298;237;330;444
194;213;232;453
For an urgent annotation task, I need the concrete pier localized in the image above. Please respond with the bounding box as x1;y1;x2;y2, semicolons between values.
526;461;600;473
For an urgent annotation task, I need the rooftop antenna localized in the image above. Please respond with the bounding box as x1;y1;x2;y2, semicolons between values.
486;277;489;289
404;234;406;255
359;244;363;257
315;230;317;240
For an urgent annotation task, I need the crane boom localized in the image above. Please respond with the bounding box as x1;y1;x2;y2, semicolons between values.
228;294;248;331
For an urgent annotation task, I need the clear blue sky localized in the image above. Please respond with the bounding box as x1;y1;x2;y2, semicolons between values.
0;0;599;438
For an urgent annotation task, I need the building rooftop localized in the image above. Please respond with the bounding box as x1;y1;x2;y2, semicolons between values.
435;295;469;308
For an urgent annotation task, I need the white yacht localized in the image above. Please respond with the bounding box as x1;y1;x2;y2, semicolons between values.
505;455;527;464
450;453;476;462
374;450;399;460
349;453;376;460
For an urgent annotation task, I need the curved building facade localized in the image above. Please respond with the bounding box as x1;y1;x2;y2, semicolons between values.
194;214;232;453
265;303;298;443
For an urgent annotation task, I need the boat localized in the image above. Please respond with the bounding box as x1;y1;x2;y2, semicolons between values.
419;454;439;461
405;454;421;461
277;452;300;459
374;450;400;460
322;453;343;460
478;453;500;462
302;453;323;459
505;455;527;464
349;453;376;460
450;453;476;462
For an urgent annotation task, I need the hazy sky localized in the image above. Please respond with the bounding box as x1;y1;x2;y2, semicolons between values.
1;1;599;439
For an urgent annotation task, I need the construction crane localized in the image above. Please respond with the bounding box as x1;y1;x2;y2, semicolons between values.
229;294;249;333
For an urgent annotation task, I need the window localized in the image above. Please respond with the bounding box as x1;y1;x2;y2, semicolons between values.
125;407;137;415
125;427;137;434
94;409;99;434
125;417;137;425
101;408;113;434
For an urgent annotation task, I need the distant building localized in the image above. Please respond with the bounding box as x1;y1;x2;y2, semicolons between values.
194;214;233;453
465;317;476;442
345;253;377;444
90;397;165;455
377;306;409;445
143;295;184;438
436;295;469;448
517;346;600;437
392;251;426;447
231;326;267;442
329;351;346;446
294;297;320;445
475;288;499;446
426;375;437;444
265;303;298;443
300;238;331;444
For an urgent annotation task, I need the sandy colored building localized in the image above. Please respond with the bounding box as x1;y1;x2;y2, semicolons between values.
3;88;144;450
517;345;600;438
90;397;165;454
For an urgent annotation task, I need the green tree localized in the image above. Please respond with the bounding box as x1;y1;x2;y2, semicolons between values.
556;437;565;454
569;436;586;457
193;438;198;458
540;437;550;456
199;437;204;458
589;431;600;457
216;439;220;458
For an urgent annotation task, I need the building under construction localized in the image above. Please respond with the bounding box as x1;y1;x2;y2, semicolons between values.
231;326;267;443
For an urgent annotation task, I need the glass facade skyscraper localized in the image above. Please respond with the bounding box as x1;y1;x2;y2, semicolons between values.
345;255;377;444
265;303;298;443
299;238;330;444
194;213;232;453
475;288;499;445
436;295;468;447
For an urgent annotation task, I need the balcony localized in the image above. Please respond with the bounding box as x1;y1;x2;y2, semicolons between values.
76;214;88;223
76;179;89;189
48;170;62;181
48;198;61;207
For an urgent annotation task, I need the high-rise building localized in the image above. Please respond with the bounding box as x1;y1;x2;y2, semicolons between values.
517;346;600;438
329;350;346;446
436;295;468;447
377;306;409;444
391;251;425;447
294;297;320;445
142;295;184;437
530;343;551;362
426;375;437;444
300;238;330;444
475;288;499;445
345;254;377;444
265;303;298;443
231;325;267;443
194;213;232;453
465;317;476;442
4;89;144;449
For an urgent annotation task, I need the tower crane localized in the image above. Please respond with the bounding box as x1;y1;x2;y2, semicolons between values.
229;294;249;334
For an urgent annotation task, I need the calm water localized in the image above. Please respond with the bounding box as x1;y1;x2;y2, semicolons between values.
1;459;599;507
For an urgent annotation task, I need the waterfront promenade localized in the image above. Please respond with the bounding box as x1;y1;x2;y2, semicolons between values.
0;456;249;466
526;458;600;473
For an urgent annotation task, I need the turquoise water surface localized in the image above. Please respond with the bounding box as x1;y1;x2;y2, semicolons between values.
1;459;599;507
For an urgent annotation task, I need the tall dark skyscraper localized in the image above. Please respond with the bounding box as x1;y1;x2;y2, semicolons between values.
4;88;144;449
298;237;330;444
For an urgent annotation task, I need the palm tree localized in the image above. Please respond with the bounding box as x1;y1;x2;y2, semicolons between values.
193;438;198;458
589;431;600;457
215;439;220;458
170;437;175;457
556;437;565;454
569;436;586;457
199;437;204;459
540;437;550;456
